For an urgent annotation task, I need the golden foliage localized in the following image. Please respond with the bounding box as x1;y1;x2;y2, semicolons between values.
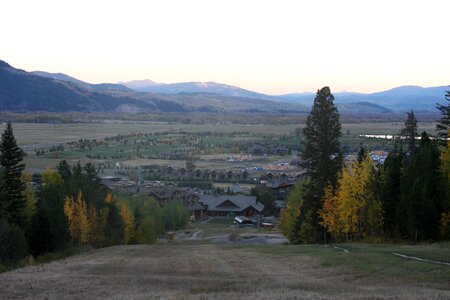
319;184;341;236
64;191;90;245
320;156;382;240
104;193;113;204
118;202;135;244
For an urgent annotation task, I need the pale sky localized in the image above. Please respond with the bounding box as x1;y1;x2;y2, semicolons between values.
1;0;449;94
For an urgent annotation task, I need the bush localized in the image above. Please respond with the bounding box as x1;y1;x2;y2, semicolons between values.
0;219;28;265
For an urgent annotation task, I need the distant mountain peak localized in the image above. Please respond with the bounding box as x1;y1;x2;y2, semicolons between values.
0;60;12;69
119;79;161;89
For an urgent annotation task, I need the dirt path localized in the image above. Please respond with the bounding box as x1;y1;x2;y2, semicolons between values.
0;243;448;299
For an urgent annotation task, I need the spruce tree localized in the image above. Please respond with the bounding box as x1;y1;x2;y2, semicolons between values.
379;146;404;236
0;122;26;228
303;86;342;191
436;89;450;144
300;86;342;242
401;111;418;158
398;132;442;242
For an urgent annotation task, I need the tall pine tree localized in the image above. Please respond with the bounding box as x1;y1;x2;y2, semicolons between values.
379;146;404;236
401;111;418;158
398;132;442;242
0;122;26;228
300;86;342;243
303;87;342;191
436;89;450;144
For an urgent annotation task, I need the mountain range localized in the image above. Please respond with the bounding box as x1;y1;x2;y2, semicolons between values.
0;59;447;114
120;80;448;112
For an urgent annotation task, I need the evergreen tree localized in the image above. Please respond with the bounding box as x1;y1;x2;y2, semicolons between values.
379;146;404;236
29;177;69;255
401;111;418;158
300;87;342;242
303;87;342;191
436;89;450;144
0;122;26;228
357;146;367;164
398;132;442;242
102;194;125;245
57;160;72;182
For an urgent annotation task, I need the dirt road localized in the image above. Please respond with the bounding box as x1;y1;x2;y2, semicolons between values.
1;243;448;299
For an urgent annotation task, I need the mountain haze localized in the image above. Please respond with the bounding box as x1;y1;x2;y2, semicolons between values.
121;78;447;112
122;80;273;100
0;60;308;113
1;60;446;114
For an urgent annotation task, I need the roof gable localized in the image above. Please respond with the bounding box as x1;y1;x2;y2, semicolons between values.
217;199;240;209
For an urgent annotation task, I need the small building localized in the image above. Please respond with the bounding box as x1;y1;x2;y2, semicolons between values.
210;169;218;179
179;167;187;176
199;195;264;217
194;168;202;178
166;166;174;175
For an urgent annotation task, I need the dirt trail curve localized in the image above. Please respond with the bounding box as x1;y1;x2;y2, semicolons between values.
1;243;449;299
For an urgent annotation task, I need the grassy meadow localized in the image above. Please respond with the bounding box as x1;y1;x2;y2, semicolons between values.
0;121;438;174
1;219;449;299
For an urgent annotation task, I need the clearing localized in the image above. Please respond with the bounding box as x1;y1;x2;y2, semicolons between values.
1;241;449;299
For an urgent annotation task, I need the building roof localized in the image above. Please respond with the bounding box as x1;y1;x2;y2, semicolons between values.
199;195;264;213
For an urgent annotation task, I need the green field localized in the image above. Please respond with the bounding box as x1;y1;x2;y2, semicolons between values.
0;120;438;174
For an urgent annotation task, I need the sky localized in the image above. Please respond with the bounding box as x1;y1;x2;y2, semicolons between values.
1;0;449;95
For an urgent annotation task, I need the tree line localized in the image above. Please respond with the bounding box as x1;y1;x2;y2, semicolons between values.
281;87;450;244
0;122;188;268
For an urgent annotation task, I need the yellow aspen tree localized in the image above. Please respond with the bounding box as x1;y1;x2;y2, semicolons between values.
76;193;90;244
337;168;357;239
64;191;90;245
319;184;341;237
118;201;135;244
64;195;75;242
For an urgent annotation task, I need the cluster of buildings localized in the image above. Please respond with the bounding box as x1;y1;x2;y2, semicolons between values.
102;176;265;221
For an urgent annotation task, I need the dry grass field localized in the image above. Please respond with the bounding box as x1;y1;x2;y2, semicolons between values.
1;216;449;300
1;242;449;300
